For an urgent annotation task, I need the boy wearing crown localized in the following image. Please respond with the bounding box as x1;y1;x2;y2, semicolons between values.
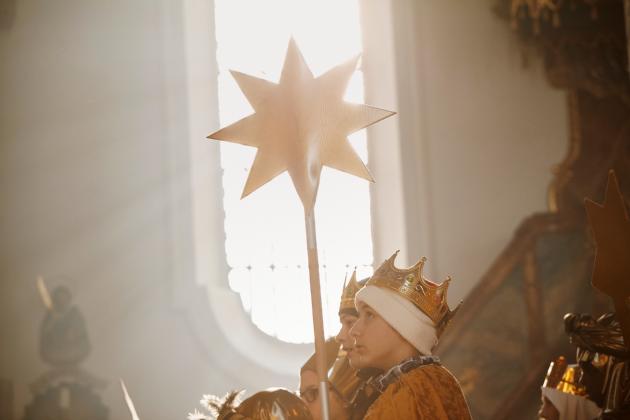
349;252;471;419
330;271;367;400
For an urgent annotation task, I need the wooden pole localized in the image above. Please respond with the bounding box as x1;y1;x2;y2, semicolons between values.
304;209;330;420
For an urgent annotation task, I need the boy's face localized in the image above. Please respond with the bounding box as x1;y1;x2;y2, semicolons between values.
349;301;412;371
299;370;348;420
336;313;358;360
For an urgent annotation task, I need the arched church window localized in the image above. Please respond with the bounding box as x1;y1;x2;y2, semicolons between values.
214;0;373;343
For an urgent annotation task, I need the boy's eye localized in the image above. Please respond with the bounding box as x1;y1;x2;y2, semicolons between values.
299;387;319;403
342;316;357;326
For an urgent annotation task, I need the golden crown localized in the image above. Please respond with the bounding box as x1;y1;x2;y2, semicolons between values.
339;269;362;314
366;251;460;335
543;357;587;396
542;356;567;389
556;365;587;396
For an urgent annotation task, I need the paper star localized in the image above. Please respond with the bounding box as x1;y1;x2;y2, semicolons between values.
208;39;395;211
585;170;630;300
585;170;630;351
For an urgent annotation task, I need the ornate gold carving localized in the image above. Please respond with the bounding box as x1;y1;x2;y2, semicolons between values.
510;0;601;33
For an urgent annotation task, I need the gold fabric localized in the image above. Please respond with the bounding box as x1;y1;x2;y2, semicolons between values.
330;355;362;402
363;365;471;420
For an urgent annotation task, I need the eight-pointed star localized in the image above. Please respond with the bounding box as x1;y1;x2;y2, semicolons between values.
208;39;395;211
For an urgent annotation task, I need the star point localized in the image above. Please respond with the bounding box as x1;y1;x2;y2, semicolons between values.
585;170;630;298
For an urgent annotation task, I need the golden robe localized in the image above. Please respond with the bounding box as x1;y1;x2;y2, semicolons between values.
330;355;363;402
363;365;471;420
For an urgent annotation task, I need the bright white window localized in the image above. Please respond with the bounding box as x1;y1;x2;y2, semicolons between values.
214;0;374;343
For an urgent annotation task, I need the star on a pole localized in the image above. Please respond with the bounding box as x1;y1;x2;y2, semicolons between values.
208;39;396;212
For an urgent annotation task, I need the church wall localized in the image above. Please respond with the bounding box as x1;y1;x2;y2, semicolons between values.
385;0;569;303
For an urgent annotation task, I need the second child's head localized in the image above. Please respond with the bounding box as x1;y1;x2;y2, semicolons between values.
349;252;458;371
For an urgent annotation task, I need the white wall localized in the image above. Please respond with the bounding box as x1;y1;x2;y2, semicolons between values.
367;0;568;304
0;1;296;419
